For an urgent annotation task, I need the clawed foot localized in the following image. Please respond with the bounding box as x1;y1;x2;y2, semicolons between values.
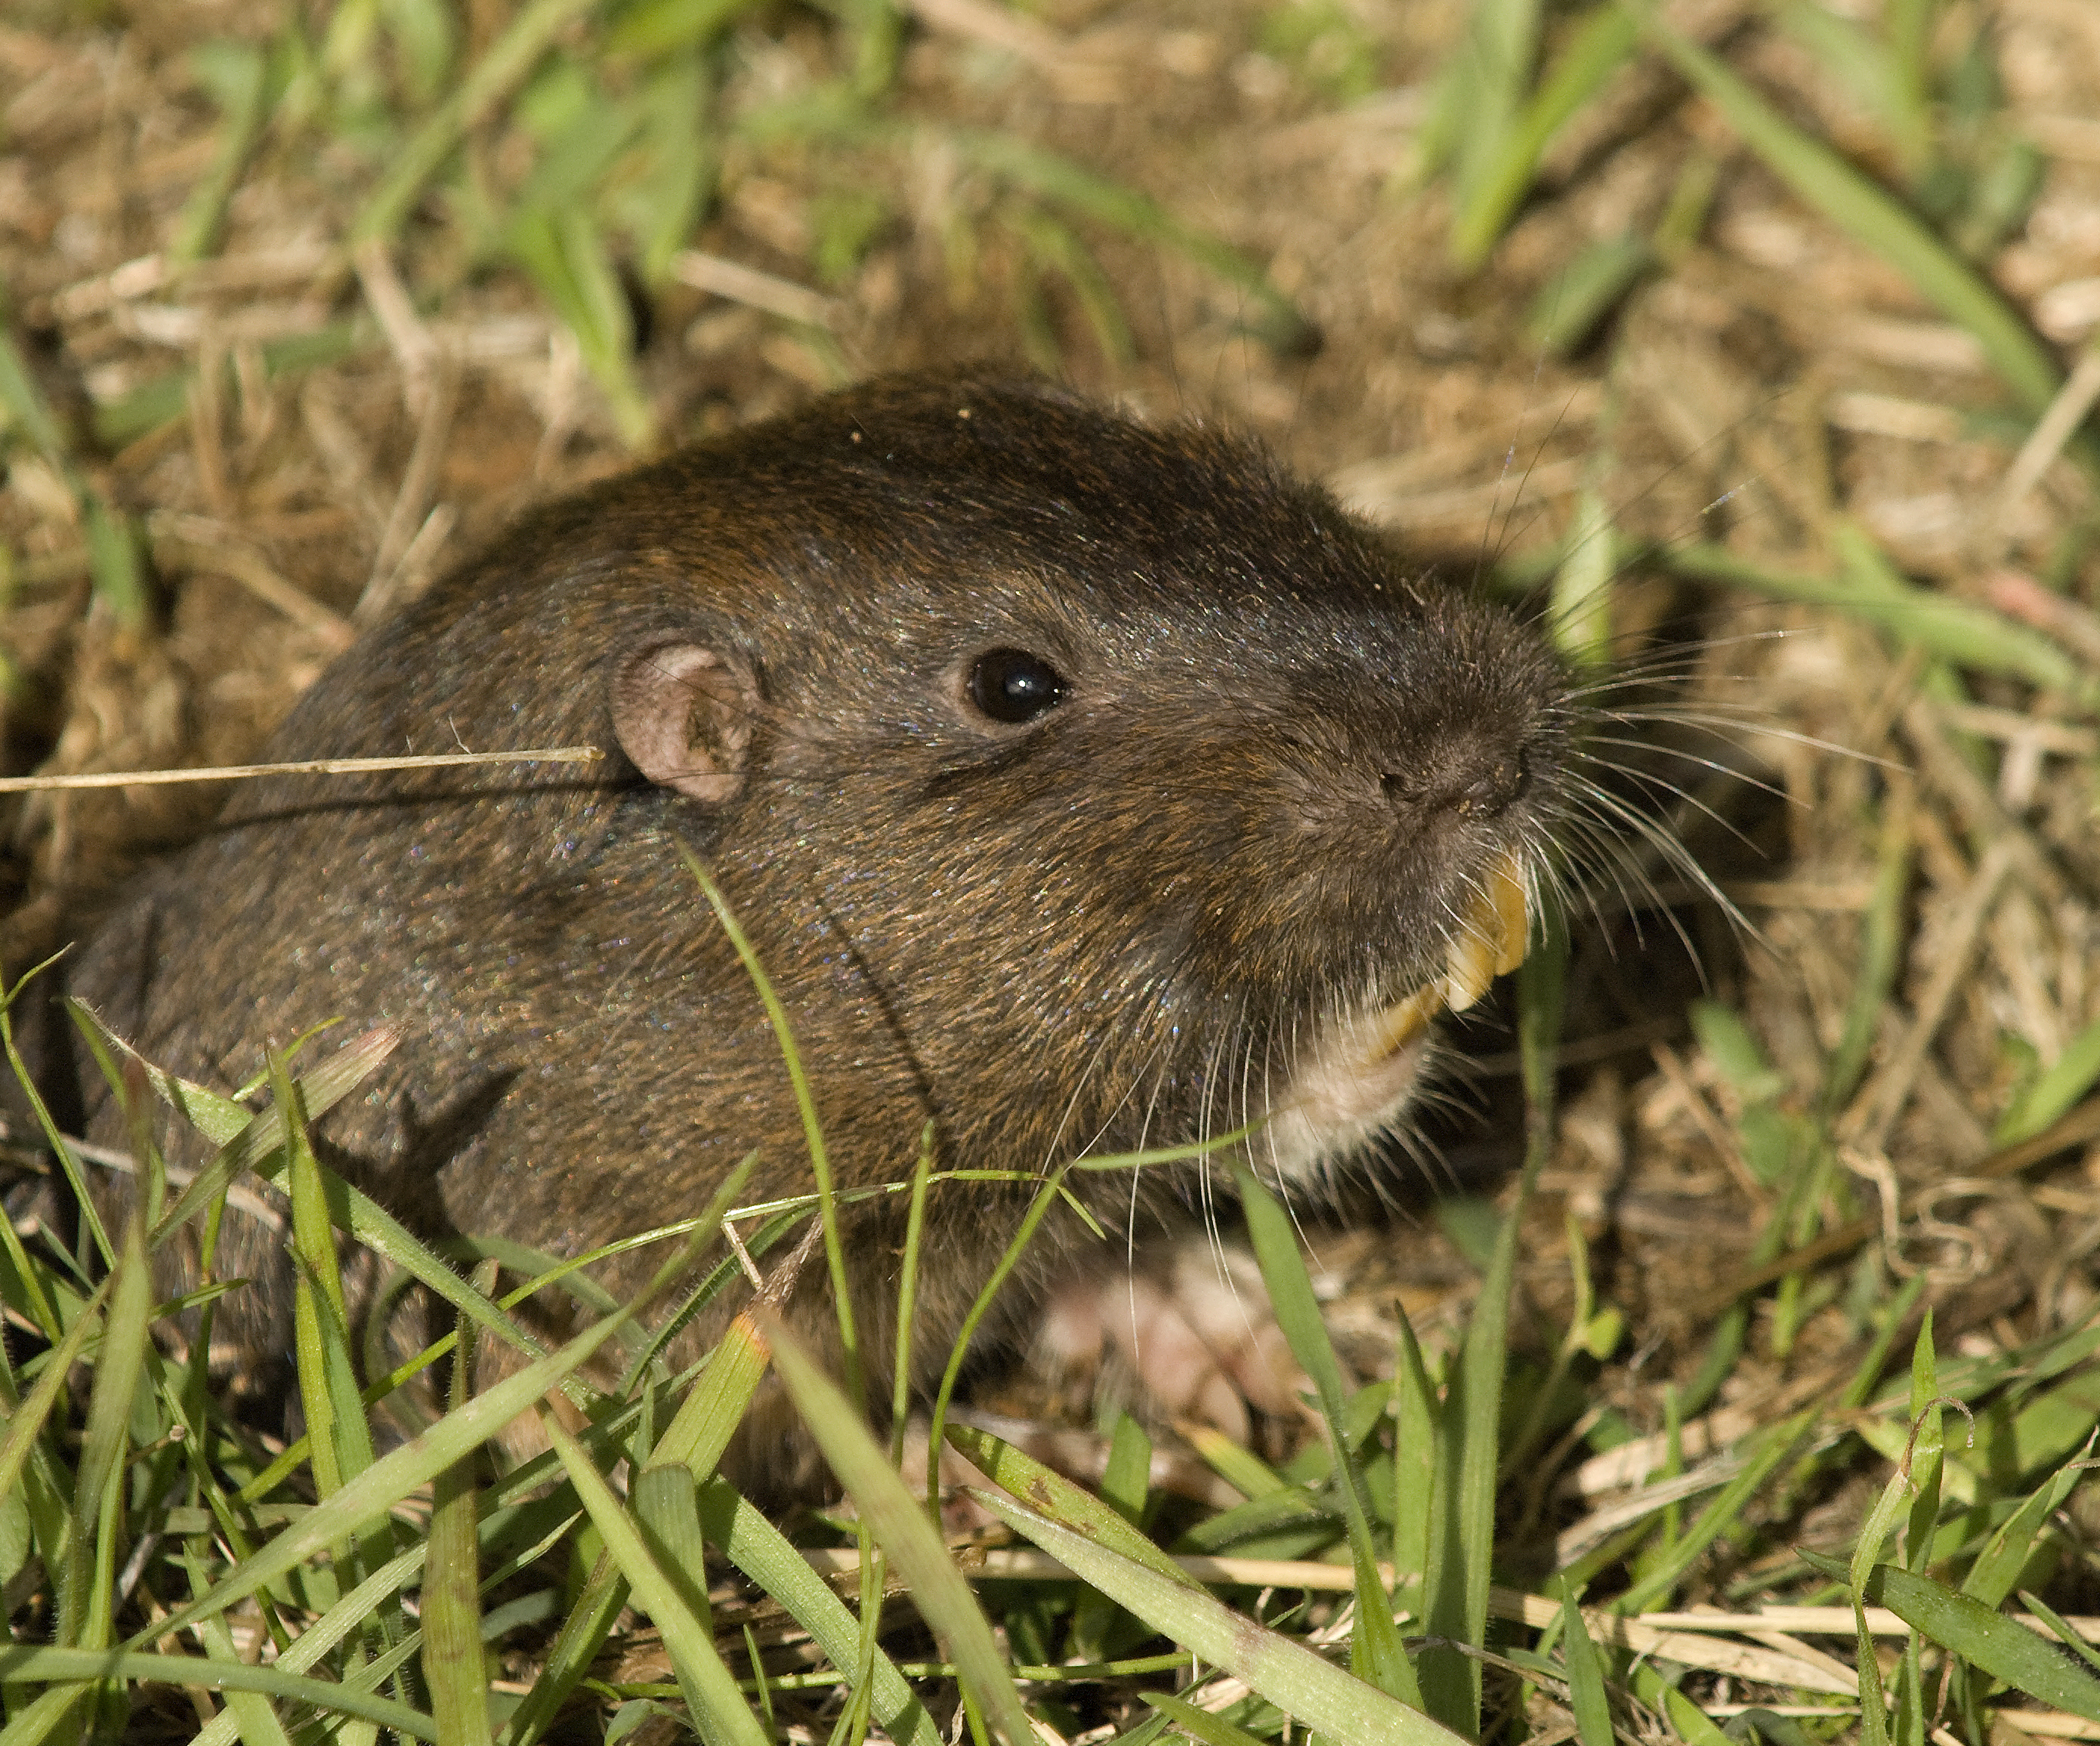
1037;1239;1317;1445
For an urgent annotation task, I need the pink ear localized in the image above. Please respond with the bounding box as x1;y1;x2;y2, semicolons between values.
610;643;758;803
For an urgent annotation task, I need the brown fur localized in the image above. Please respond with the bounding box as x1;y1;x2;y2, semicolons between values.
61;372;1575;1488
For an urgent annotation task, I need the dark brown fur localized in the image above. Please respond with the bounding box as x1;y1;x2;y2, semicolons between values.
63;372;1574;1485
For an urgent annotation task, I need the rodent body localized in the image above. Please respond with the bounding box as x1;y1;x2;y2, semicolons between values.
65;372;1573;1485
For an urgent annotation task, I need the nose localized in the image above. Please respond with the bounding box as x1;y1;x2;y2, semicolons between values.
1380;740;1528;819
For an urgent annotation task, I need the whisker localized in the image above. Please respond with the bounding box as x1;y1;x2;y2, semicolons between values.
1571;755;1777;860
1573;741;1793;810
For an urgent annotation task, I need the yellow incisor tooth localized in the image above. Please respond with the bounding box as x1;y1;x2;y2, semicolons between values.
1490;850;1529;975
1444;924;1497;1013
1366;851;1531;1058
1444;851;1530;1013
1370;986;1442;1058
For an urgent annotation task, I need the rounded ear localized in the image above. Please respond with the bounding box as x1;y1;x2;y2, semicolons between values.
610;643;759;804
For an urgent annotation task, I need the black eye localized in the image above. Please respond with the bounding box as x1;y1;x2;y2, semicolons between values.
967;648;1070;724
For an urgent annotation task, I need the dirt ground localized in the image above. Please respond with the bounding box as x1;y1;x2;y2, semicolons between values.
5;0;2100;1658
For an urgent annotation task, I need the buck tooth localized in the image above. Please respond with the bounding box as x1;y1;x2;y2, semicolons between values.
1490;850;1528;975
1444;924;1497;1013
1370;986;1441;1057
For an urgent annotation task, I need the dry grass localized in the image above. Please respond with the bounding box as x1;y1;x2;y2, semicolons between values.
3;0;2100;1741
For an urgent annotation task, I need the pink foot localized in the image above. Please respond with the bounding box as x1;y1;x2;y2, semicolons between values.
1039;1241;1312;1443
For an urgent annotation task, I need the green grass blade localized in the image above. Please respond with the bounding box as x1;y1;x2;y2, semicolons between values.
1450;3;1640;269
1849;1449;1916;1596
1519;909;1570;1115
1070;1413;1154;1658
504;208;653;449
34;1012;132;1267
1101;1411;1157;1514
1422;915;1566;1729
90;322;368;448
1063;1120;1268;1174
423;1301;491;1746
266;1170;554;1382
1445;0;1545;240
1802;1551;2100;1719
1525;235;1653;355
0;1682;94;1746
1823;802;1915;1115
1181;1421;1289;1501
635;1171;767;1480
605;0;758;57
1172;1485;1335;1556
1620;0;2068;430
81;496;150;631
973;1490;1468;1746
57;1200;150;1652
0;1277;113;1550
1559;1590;1614;1746
0;994;95;1334
1979;1363;2100;1477
1614;1409;1817;1612
1770;1;1901;143
761;1312;1036;1746
1832;519;2071;683
1549;485;1619;666
1004;207;1135;368
926;1164;1076;1506
187;1542;433;1746
1845;1393;1922;1746
1960;1440;2094;1609
678;847;863;1405
1903;1316;1945;1578
171;40;274;264
695;1476;944;1746
275;1039;394;1725
187;1613;298;1746
499;1550;628;1746
0;317;71;461
632;1465;714;1644
1389;1307;1436;1606
498;1178;760;1746
2015;1591;2100;1676
542;1412;769;1746
0;1648;437;1739
1141;1693;1269;1746
1995;1013;2100;1145
619;54;720;285
506;77;639;217
130;1020;404;1235
943;1422;1197;1588
276;1047;378;1510
1881;0;1935;169
1665;540;2086;696
1231;1158;1419;1706
1692;1000;1787;1105
1626;1660;1732;1746
943;128;1314;353
353;0;601;245
891;1126;936;1463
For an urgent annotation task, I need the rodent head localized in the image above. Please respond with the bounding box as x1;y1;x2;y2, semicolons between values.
562;373;1575;1195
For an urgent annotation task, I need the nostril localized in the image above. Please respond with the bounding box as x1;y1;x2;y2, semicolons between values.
1468;752;1527;814
1381;745;1527;819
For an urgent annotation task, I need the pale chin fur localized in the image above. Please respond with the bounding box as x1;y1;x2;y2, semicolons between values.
1257;1016;1437;1185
